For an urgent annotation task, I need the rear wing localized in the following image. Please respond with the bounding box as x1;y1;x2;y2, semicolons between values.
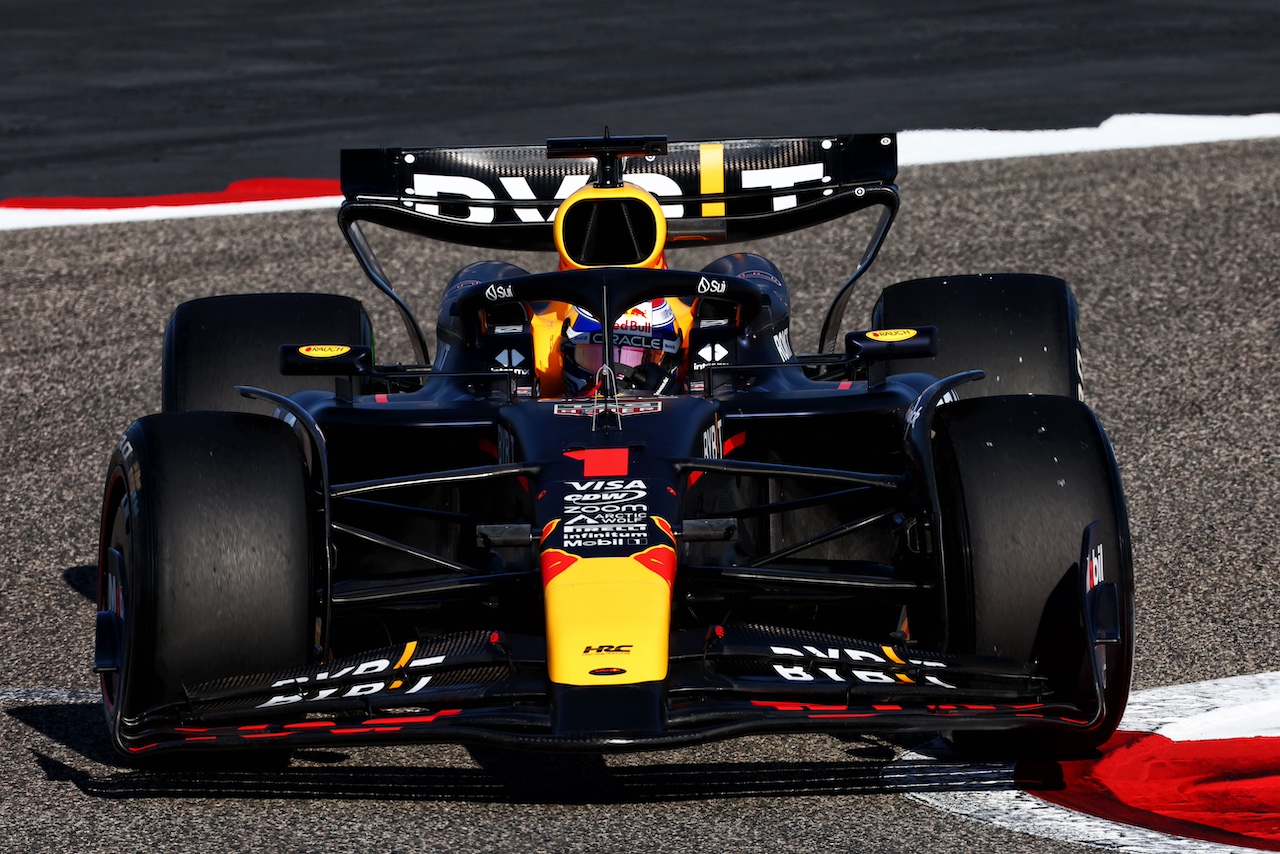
337;134;900;362
338;134;899;251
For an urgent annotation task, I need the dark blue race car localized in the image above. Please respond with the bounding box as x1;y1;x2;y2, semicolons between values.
95;132;1132;761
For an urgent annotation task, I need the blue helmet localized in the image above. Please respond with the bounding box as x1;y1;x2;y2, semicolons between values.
560;300;684;395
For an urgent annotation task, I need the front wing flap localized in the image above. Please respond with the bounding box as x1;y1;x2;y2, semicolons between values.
117;622;1103;754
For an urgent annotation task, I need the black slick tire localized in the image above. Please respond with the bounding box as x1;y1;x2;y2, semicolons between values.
97;411;312;758
871;273;1083;399
933;394;1133;757
162;292;373;413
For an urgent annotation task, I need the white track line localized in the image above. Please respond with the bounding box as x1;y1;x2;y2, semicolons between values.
898;112;1280;165
0;195;344;231
886;673;1280;853
888;743;1262;853
2;113;1279;232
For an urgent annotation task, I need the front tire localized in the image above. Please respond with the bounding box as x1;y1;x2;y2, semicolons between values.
98;411;313;756
933;395;1133;757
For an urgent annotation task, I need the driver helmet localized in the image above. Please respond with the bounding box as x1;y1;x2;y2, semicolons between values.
561;299;684;395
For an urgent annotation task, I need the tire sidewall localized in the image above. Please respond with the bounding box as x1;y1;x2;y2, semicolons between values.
99;424;160;749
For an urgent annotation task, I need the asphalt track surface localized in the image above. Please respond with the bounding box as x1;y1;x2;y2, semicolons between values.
2;136;1279;852
4;0;1280;197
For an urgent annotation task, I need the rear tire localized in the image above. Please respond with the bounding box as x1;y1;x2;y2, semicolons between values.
933;395;1133;757
872;274;1083;399
98;412;313;757
163;292;373;413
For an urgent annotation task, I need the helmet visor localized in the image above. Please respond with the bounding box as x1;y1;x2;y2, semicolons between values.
570;343;666;374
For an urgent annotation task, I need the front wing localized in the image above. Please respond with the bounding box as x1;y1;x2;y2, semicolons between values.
117;612;1112;755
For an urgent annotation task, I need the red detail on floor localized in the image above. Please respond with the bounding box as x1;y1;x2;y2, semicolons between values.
0;177;341;209
750;701;850;711
375;393;389;404
1025;731;1280;850
362;710;462;726
562;448;629;476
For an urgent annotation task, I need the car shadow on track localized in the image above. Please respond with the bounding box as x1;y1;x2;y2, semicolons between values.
10;703;1060;803
62;565;96;603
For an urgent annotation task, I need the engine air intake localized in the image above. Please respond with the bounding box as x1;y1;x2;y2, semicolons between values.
554;184;667;269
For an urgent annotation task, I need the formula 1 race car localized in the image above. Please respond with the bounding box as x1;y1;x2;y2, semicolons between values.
95;132;1133;760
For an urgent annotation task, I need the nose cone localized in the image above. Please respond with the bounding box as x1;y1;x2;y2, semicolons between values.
541;543;675;686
